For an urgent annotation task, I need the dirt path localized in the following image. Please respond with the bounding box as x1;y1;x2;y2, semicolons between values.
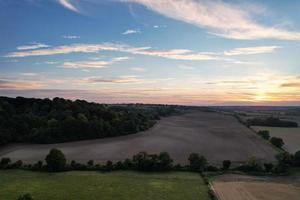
0;111;277;164
212;174;300;200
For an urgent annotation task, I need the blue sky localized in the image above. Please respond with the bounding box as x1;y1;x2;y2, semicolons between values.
0;0;300;105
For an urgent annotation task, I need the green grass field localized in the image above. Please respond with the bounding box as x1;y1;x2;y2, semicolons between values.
0;170;209;200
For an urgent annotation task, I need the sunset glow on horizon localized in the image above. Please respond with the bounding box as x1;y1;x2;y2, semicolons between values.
1;0;300;105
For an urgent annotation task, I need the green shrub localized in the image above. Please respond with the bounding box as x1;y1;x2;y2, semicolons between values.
257;130;270;140
188;153;207;172
270;137;284;148
222;160;231;170
45;149;66;172
264;163;274;172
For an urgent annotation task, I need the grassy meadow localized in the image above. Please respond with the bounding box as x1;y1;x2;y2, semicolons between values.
0;170;209;200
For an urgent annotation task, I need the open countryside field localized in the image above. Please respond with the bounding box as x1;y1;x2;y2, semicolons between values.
0;111;277;165
212;174;300;200
252;126;300;153
0;170;209;200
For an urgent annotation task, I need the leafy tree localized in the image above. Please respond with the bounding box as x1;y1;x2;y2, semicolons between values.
188;153;207;171
270;137;284;148
222;160;231;170
294;150;300;166
158;152;173;171
45;149;66;172
264;163;274;172
105;160;113;172
0;157;11;169
87;160;94;167
257;130;270;140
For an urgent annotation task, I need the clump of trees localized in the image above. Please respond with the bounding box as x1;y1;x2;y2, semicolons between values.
270;137;284;148
247;117;298;127
222;160;231;170
131;151;173;171
0;96;178;145
257;130;270;140
188;153;207;172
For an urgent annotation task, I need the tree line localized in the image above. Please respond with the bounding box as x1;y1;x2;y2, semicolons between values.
0;96;179;145
247;117;298;127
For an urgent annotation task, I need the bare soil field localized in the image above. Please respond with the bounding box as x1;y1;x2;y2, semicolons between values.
0;111;277;165
252;126;300;153
212;174;300;200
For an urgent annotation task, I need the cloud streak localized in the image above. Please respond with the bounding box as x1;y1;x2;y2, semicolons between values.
6;43;217;61
125;0;300;40
17;43;50;50
122;29;141;35
63;57;130;69
81;76;141;84
58;0;79;12
224;46;281;56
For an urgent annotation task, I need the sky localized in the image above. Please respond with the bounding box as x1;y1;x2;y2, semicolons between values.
0;0;300;105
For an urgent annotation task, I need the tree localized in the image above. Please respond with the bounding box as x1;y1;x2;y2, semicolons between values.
87;160;94;167
17;193;33;200
222;160;231;170
257;130;270;140
105;160;113;172
188;153;207;171
294;150;300;166
270;137;284;148
264;163;274;172
45;148;66;172
0;157;11;169
158;152;173;171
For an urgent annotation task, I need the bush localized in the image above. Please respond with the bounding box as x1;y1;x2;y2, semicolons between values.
222;160;231;170
0;157;11;169
45;148;66;172
237;157;263;172
17;193;33;200
270;137;284;148
264;163;274;172
294;150;300;166
87;160;94;167
257;130;270;140
105;160;113;172
188;153;207;172
132;152;173;171
12;160;23;168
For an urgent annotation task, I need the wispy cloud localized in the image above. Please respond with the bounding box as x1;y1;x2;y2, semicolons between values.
130;67;146;72
62;35;80;39
125;0;300;40
17;43;49;50
58;0;79;12
19;73;38;76
0;79;43;89
6;43;217;61
63;57;130;69
122;29;141;35
81;76;141;84
224;46;281;56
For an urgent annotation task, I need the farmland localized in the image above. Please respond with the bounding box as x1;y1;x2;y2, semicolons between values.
0;111;277;165
212;174;300;200
0;170;209;200
252;126;300;153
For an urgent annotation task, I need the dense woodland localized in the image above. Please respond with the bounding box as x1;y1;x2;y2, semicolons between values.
0;96;180;145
